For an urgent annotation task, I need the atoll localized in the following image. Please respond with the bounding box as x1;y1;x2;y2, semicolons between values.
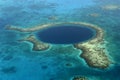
6;22;111;69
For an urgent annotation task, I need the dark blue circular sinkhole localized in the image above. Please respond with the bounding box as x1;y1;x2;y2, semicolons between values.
36;25;96;44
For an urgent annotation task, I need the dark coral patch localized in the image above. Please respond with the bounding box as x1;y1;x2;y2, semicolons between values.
1;66;17;74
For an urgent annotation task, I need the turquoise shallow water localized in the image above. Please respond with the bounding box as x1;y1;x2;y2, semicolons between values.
0;0;120;80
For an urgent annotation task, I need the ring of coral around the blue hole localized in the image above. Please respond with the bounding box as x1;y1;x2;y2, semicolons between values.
36;24;96;44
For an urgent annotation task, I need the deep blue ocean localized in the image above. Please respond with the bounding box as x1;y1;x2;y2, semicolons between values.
0;0;120;80
36;25;95;44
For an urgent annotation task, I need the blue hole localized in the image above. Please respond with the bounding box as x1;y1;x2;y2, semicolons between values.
36;25;96;44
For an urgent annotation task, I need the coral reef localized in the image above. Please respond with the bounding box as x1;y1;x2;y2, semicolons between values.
5;24;54;32
88;13;100;17
47;16;58;20
72;76;88;80
6;22;111;68
73;22;111;69
65;63;73;67
1;66;16;74
102;4;120;10
18;35;50;51
2;55;13;61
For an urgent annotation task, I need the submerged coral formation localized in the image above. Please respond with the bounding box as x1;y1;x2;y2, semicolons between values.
72;76;88;80
88;13;100;17
1;66;16;74
6;22;111;69
102;4;120;10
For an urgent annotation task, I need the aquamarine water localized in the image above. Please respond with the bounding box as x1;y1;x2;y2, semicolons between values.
0;0;120;80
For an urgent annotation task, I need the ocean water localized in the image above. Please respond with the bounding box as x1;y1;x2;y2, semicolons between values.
0;0;120;80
